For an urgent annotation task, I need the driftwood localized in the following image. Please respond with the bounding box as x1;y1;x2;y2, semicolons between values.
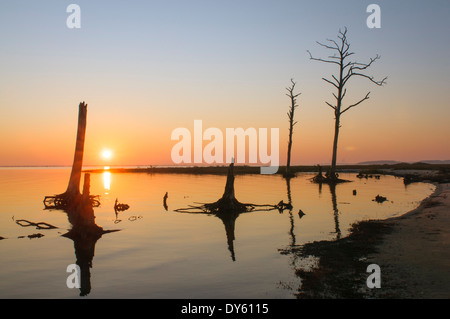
163;192;168;211
21;233;45;239
15;219;57;230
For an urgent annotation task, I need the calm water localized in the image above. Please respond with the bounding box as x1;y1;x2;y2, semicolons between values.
0;168;435;298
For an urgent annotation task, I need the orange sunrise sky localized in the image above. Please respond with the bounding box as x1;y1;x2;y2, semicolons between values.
1;1;449;167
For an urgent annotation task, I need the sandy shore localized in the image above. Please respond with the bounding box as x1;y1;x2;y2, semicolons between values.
365;182;450;298
291;177;450;299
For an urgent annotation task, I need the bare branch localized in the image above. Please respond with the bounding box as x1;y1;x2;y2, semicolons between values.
327;55;341;60
351;55;381;71
307;50;340;65
286;80;301;100
340;92;370;115
331;75;340;85
341;88;347;100
351;72;387;86
316;40;339;51
322;77;339;89
325;39;340;50
326;101;336;110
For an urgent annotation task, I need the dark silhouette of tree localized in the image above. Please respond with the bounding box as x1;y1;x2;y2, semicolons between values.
65;101;87;199
308;27;387;183
284;79;301;178
44;102;99;208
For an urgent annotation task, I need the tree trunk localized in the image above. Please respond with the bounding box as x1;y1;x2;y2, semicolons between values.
43;102;90;209
65;102;88;198
284;79;299;178
330;112;341;180
214;162;248;212
221;162;236;202
286;126;293;177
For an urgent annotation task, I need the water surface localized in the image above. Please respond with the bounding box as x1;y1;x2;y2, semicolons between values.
0;168;435;298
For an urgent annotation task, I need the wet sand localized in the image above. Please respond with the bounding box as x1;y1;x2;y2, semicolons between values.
365;182;450;298
292;179;450;299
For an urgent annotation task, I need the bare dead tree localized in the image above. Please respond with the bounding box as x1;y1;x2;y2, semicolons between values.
44;101;99;209
284;79;301;178
308;27;387;183
65;101;88;198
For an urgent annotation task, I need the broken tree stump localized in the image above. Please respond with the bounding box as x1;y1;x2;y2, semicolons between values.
202;162;251;213
174;162;291;261
43;102;100;210
65;101;88;199
175;163;280;214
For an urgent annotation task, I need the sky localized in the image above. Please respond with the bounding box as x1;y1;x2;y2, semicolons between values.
1;0;449;166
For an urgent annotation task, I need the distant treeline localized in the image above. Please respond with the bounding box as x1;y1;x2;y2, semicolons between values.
83;162;450;176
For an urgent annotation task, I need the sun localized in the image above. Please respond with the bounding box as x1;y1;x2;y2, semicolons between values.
102;150;113;160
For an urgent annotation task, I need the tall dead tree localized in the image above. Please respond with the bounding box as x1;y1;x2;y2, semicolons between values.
284;79;301;178
308;27;387;183
44;102;98;209
65;101;88;199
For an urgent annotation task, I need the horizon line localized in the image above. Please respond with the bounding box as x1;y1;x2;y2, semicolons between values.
2;160;450;169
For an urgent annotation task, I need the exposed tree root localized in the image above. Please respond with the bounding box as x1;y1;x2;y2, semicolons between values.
175;163;286;214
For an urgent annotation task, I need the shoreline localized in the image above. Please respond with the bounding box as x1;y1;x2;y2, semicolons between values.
81;162;450;177
364;182;450;298
290;181;450;298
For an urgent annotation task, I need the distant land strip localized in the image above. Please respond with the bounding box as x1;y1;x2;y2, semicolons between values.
83;162;450;176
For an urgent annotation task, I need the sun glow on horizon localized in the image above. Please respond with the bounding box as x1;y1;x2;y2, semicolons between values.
102;150;113;160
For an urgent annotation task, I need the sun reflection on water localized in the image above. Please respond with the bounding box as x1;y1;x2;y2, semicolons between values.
103;168;111;194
